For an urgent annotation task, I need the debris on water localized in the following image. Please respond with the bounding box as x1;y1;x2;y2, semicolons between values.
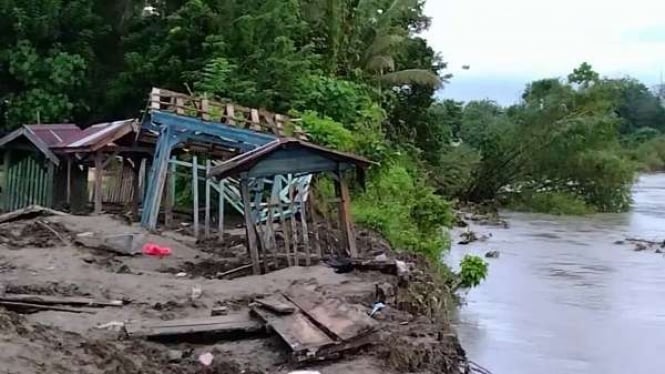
369;302;386;318
96;321;125;331
485;250;500;258
175;272;187;278
634;243;648;251
614;240;625;245
191;285;202;300
458;229;478;245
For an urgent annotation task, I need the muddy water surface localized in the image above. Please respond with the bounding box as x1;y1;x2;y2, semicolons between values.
450;173;665;374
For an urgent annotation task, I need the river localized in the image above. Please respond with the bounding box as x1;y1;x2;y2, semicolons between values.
449;173;665;374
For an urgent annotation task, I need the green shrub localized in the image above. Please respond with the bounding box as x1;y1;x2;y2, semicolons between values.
458;255;489;288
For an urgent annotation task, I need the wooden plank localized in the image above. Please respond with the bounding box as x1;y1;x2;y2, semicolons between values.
0;301;96;314
336;174;357;258
205;160;211;238
255;295;296;314
125;313;262;338
218;179;225;241
164;158;174;228
66;157;72;204
285;288;376;342
46;161;54;208
192;155;199;237
251;306;334;358
288;182;298;265
94;152;103;213
241;177;261;275
0;205;67;224
2;150;11;211
0;294;122;307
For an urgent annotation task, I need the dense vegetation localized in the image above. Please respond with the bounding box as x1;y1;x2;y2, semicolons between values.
1;1;663;282
431;64;665;215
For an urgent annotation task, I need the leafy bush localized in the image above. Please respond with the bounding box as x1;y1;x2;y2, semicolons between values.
458;255;489;288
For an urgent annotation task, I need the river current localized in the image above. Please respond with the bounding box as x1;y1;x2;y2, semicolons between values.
449;173;665;374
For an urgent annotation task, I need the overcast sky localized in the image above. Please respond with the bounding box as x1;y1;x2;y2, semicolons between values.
422;0;665;104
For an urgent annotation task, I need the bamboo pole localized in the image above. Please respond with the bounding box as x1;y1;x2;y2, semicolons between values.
192;155;199;237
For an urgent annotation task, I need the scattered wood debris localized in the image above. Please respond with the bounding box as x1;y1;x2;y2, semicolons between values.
0;294;123;308
74;233;145;256
0;301;96;314
0;205;68;224
254;295;296;315
124;313;264;340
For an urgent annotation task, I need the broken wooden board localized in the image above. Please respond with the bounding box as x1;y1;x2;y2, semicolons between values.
251;305;334;361
125;313;263;339
0;301;96;314
74;233;145;256
284;287;377;342
0;205;68;224
0;294;122;308
255;294;295;315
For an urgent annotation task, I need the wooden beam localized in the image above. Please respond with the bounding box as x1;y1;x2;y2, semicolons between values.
192;155;199;237
125;313;262;339
164;157;175;228
218;179;225;241
66;157;72;204
132;157;141;217
241;177;261;275
336;171;357;258
94;152;103;213
205;159;211;238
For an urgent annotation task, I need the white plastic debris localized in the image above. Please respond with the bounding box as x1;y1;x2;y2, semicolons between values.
395;260;409;276
95;321;125;331
198;352;214;366
369;302;385;318
191;285;202;300
175;272;188;278
374;253;388;262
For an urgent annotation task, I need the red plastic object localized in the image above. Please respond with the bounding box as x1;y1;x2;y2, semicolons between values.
142;243;172;257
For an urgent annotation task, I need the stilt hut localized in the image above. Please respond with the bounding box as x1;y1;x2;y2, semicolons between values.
209;138;373;274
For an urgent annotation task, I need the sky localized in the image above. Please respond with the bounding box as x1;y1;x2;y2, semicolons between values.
422;0;665;105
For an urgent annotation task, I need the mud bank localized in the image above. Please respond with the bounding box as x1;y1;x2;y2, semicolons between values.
0;213;469;374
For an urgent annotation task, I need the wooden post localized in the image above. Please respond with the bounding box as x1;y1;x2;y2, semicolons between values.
164;157;175;228
94;152;103;214
288;181;298;265
3;150;11;211
205;160;211;238
241;177;261;275
192;155;199;237
218;179;225;241
298;185;311;266
308;192;323;260
336;171;357;258
46;161;54;208
65;157;71;205
132;158;141;217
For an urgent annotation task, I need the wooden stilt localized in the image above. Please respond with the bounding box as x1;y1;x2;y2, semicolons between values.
205;160;211;238
65;157;72;205
241;177;261;275
132;158;141;217
288;181;298;265
307;190;323;260
192;155;199;237
336;171;357;258
94;152;103;214
218;179;225;241
164;157;174;228
299;185;311;266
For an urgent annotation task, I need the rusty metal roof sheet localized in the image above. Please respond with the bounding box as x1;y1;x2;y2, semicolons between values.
24;124;83;147
64;119;136;151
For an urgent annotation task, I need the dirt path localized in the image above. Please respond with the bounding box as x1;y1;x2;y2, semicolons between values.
0;214;467;374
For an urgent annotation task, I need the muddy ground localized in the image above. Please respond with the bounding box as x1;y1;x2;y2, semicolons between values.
0;213;468;374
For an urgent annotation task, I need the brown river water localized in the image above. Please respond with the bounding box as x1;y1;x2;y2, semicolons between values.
449;173;665;374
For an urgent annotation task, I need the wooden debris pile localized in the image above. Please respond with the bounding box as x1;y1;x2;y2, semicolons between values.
0;292;123;314
124;287;378;363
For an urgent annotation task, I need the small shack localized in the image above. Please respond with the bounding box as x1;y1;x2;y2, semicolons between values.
0;120;147;213
210;138;373;274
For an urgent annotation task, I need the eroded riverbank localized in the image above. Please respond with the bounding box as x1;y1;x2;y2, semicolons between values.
450;173;665;374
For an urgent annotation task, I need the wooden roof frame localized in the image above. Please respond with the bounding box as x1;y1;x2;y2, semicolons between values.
0;126;60;165
209;138;375;181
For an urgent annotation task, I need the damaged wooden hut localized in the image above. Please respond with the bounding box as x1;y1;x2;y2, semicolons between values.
139;88;373;273
0;120;152;213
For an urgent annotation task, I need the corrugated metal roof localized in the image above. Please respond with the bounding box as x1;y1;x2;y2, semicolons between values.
66;119;135;149
210;138;374;179
25;124;82;147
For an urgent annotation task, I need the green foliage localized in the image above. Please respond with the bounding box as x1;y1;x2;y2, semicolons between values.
626;135;665;171
352;160;452;262
458;255;488;289
297;111;356;152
